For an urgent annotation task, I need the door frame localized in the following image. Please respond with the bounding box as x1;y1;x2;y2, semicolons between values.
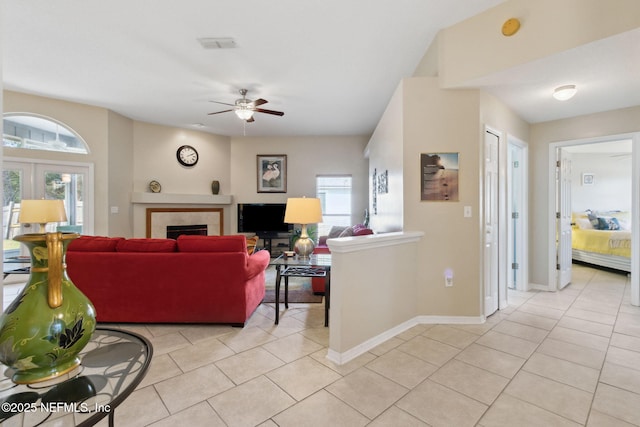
547;132;639;306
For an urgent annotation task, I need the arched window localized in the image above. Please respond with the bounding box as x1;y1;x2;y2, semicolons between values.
2;113;89;154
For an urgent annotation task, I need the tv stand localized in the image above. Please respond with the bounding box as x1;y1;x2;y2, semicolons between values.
259;233;291;257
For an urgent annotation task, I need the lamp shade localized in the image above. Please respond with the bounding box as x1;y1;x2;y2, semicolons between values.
19;199;67;224
284;197;323;224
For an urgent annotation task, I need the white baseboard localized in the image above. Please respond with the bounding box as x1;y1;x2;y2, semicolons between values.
326;314;485;365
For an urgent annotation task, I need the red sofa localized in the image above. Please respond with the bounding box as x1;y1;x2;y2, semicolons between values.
66;234;270;326
312;224;373;293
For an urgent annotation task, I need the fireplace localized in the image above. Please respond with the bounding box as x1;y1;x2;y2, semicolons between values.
166;224;208;239
146;208;223;238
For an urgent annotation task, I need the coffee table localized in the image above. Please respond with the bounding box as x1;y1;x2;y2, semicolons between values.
269;254;331;326
0;327;152;427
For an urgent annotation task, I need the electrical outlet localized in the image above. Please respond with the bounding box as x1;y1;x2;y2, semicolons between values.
445;276;453;287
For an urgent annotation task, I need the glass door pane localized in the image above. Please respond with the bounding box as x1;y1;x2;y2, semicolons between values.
36;165;87;234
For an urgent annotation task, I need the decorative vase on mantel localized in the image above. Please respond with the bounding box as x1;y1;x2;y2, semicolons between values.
0;232;96;384
211;180;220;195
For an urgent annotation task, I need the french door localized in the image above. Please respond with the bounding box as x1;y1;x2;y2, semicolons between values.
3;160;92;256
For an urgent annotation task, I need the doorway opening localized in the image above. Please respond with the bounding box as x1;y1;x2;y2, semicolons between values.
549;133;639;306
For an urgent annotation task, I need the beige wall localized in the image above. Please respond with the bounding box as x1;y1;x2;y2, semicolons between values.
107;111;134;236
403;78;483;316
229;135;370;233
437;0;640;87
366;83;404;233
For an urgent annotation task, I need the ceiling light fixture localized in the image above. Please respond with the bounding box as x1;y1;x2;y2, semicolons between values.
235;107;254;120
553;84;577;101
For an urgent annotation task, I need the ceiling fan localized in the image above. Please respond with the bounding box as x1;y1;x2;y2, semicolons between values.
208;89;284;122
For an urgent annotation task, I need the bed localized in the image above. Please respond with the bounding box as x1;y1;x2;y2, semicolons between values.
572;211;631;272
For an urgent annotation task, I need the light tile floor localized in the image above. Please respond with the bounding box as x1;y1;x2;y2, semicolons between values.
3;263;640;426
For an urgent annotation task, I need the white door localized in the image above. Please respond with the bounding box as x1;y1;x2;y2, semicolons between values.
556;148;572;289
507;142;527;290
484;130;499;316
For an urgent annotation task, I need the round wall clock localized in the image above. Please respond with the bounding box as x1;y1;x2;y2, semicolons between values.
176;145;199;167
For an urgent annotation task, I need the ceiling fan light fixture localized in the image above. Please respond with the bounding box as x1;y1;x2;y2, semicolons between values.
553;84;577;101
235;108;254;120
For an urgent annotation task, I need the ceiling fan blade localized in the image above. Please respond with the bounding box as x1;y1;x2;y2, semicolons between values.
246;116;255;123
207;109;233;115
251;98;268;107
254;108;284;116
209;100;236;107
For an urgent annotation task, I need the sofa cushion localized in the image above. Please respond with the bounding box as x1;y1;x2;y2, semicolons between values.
68;235;124;252
177;235;247;253
116;238;177;252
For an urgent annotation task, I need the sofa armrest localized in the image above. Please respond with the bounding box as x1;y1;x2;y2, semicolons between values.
245;249;271;279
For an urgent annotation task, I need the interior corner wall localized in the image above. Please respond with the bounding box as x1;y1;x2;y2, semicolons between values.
2;91;111;235
107;111;134;237
402;77;483;316
529;105;640;286
366;83;404;233
228;136;369;233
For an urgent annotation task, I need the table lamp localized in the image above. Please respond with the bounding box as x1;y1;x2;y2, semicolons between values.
284;197;323;259
18;199;67;233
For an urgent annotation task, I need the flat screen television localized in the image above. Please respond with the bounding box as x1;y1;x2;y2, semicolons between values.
237;203;292;237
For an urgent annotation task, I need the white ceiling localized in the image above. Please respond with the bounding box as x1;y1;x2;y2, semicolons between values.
3;1;639;137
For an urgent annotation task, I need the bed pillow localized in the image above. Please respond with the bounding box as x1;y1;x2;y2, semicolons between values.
575;218;593;230
597;216;621;231
587;211;600;228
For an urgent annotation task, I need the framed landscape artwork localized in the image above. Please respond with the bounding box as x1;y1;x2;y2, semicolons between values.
420;152;459;201
257;154;287;193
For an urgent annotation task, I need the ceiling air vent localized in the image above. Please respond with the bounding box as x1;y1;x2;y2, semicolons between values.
197;37;237;49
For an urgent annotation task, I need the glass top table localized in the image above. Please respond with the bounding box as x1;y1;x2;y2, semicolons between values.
269;254;331;326
0;327;153;427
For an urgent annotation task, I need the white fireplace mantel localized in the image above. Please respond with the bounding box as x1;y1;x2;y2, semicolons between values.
131;192;233;205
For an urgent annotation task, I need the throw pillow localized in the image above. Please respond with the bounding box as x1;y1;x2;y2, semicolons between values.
338;227;354;238
587;211;599;228
246;236;259;255
352;224;374;236
597;217;621;231
328;226;348;238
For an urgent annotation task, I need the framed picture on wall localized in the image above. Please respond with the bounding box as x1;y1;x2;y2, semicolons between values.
582;173;595;186
257;154;287;193
420;152;459;201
